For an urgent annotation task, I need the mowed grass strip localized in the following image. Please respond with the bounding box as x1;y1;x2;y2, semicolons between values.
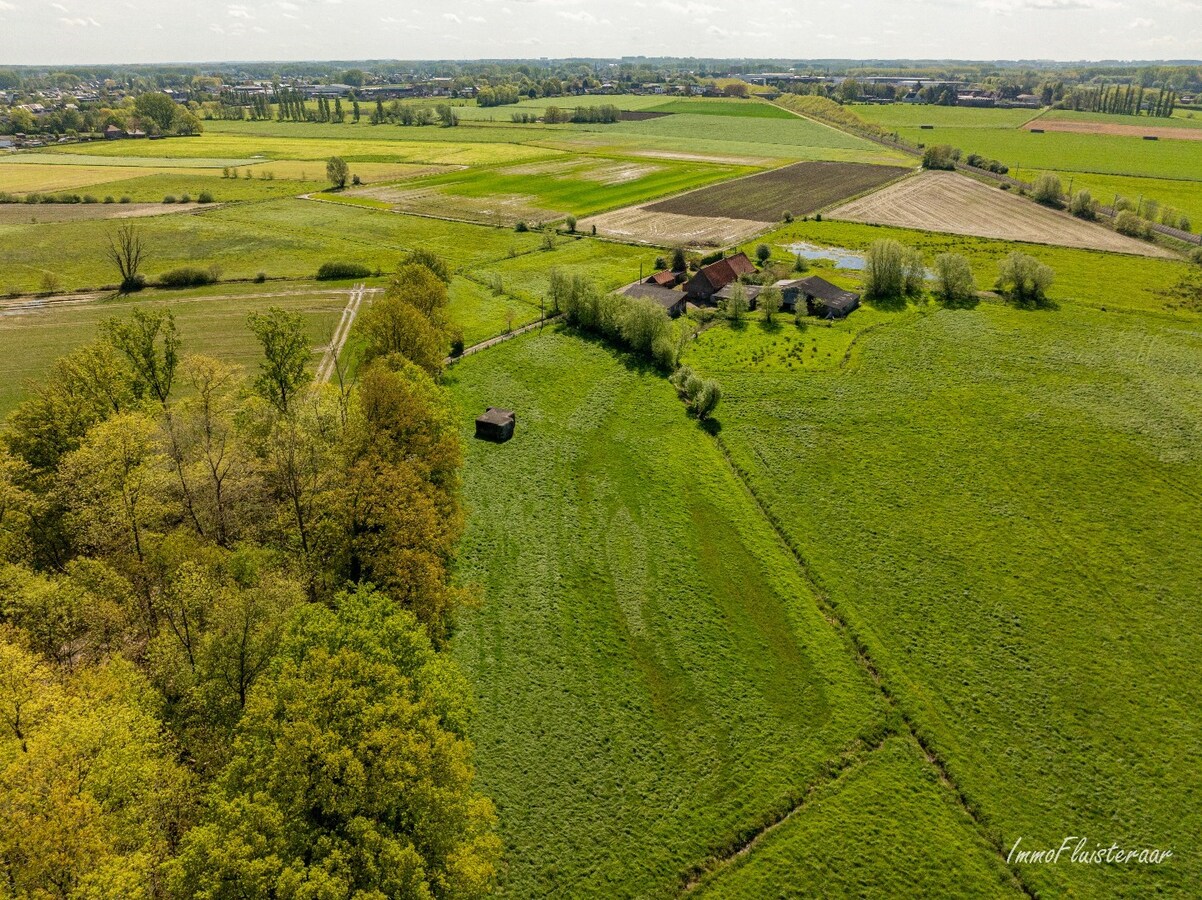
685;301;1202;898
647;160;913;221
447;328;887;897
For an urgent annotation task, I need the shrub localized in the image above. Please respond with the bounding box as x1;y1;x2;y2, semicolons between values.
317;261;372;280
119;274;146;294
1031;173;1063;206
755;244;771;265
1178;217;1192;233
352;174;362;186
514;221;529;233
921;144;959;170
995;251;1054;308
793;254;810;273
197;191;214;204
119;196;131;204
158;266;219;288
782;211;794;223
654;256;668;270
162;195;177;204
932;253;976;306
1114;210;1152;239
179;194;191;204
1189;247;1202;266
254;271;267;283
1069;190;1096;220
103;195;115;204
82;195;98;204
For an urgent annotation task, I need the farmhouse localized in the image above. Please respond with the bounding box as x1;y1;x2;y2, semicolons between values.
619;282;688;318
777;276;861;319
475;407;516;442
684;252;757;301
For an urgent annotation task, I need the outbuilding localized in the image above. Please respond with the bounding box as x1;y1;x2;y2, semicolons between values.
777;276;861;319
684;252;757;302
475;407;516;442
619;282;687;318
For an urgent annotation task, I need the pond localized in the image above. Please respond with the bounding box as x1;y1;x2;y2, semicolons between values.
782;241;866;270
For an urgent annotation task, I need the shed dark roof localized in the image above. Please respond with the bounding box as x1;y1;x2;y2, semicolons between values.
781;276;860;305
476;407;515;426
621;282;686;310
713;283;762;301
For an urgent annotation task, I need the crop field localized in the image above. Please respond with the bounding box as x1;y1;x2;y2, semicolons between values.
446;328;948;898
577;206;773;248
830;170;1177;257
0;287;348;414
647;160;913;221
342;155;751;225
752;218;1194;314
682;299;1202;898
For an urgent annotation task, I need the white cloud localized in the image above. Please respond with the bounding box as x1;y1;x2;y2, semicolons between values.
227;4;253;18
58;14;99;26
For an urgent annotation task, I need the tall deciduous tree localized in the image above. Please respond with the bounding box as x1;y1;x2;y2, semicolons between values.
248;307;310;415
325;155;349;189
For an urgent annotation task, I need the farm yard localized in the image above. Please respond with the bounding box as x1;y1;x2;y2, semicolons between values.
829;170;1177;257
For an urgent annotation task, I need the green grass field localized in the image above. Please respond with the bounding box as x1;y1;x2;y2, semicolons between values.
691;737;1019;898
749;219;1195;315
0;288;346;414
1029;169;1202;228
894;125;1202;180
682;299;1202;898
854;104;1042;130
447;328;926;897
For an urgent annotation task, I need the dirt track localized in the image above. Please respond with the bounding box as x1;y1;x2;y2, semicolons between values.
830;171;1177;259
1025;119;1202;141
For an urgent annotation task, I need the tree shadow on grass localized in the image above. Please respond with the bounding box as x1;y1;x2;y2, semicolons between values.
699;417;722;436
863;292;908;313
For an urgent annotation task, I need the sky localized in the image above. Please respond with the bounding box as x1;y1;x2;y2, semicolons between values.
0;0;1200;66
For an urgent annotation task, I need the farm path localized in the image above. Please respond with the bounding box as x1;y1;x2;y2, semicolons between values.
0;284;361;316
445;313;563;366
315;282;372;383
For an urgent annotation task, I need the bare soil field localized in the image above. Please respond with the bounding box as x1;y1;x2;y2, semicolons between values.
576;206;772;248
830;171;1177;258
1025;119;1202;141
343;183;561;226
0;202;207;224
646;160;913;221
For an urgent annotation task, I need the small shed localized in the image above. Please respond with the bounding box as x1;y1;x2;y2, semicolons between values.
475;407;516;442
619;282;687;318
647;269;678;287
777;277;861;319
713;282;762;309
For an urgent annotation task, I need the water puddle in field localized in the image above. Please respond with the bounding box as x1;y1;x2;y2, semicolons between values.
782;242;866;270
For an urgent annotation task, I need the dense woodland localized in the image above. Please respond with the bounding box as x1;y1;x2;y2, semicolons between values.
0;254;498;897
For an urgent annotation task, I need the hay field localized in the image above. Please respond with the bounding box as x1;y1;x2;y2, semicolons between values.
0;202;206;224
830;171;1176;258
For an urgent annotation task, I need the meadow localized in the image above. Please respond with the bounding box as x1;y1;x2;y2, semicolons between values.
853;104;1043;129
0;287;347;414
446;327;1017;897
1029;168;1202;227
749;218;1196;314
682;299;1202;898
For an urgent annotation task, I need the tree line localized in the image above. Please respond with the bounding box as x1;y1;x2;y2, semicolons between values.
0;252;497;896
